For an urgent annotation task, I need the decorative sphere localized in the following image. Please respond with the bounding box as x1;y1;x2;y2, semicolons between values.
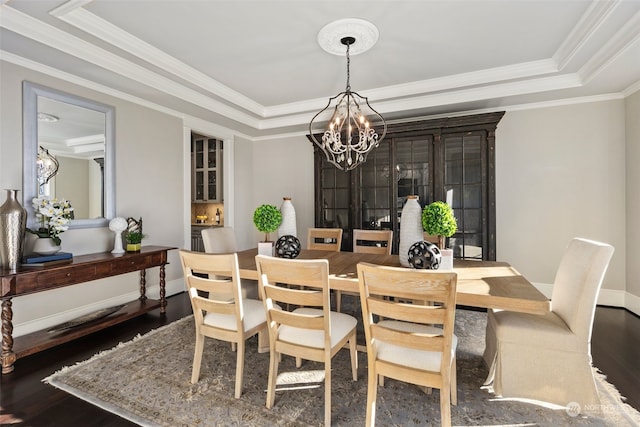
407;241;442;270
275;235;301;259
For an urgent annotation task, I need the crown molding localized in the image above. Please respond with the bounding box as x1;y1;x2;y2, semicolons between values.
553;0;620;70
579;10;640;84
1;5;262;128
51;4;266;117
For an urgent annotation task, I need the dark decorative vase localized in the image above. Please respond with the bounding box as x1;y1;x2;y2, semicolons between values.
0;189;27;271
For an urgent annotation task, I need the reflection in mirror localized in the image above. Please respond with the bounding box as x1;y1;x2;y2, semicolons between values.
23;82;115;230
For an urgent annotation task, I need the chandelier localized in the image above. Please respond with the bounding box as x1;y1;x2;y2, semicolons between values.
37;146;59;186
309;20;387;171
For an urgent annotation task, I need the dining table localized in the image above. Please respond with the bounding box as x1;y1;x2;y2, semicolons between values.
235;248;550;315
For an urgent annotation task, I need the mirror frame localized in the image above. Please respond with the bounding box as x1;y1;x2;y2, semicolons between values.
22;81;116;229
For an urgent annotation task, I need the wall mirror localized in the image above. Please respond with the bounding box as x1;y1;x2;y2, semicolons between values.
23;81;115;229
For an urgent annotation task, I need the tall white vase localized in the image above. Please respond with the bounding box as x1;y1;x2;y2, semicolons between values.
399;195;423;267
277;197;297;238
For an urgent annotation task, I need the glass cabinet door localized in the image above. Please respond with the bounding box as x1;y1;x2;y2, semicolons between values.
192;135;222;202
444;132;485;259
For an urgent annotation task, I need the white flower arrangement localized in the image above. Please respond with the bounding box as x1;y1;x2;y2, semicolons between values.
27;196;74;245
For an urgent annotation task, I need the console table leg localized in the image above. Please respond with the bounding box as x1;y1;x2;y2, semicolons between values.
2;299;16;374
139;269;147;302
159;264;167;314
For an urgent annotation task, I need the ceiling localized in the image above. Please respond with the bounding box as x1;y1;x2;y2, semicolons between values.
2;0;639;141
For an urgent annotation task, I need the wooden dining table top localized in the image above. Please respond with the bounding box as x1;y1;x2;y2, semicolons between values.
236;248;551;315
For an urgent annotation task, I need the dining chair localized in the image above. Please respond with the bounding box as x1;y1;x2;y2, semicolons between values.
201;226;258;300
335;229;394;312
179;249;268;399
353;229;393;255
255;254;358;427
357;262;458;427
483;237;614;409
307;227;343;251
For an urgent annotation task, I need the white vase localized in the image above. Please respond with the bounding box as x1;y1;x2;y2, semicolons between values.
32;237;61;256
399;195;423;267
277;197;297;238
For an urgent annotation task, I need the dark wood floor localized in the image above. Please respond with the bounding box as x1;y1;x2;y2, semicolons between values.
1;293;639;426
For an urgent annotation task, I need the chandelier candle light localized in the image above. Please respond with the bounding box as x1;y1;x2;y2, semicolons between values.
309;19;387;171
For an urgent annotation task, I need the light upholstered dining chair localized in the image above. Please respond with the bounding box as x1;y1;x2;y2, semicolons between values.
357;262;458;427
255;254;358;427
307;227;343;251
483;237;614;409
179;250;268;399
201;226;258;300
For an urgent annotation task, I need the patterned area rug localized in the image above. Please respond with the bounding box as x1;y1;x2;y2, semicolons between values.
44;309;640;426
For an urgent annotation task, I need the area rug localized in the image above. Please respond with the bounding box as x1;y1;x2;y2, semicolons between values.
44;309;640;426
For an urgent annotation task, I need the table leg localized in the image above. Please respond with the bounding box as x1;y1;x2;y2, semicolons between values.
139;269;147;302
1;299;16;374
160;263;167;314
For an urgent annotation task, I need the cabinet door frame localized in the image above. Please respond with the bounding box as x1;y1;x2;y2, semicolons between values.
191;133;223;203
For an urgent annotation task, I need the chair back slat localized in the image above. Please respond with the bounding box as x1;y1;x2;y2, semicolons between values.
263;283;324;307
367;298;447;325
270;308;326;330
372;323;445;352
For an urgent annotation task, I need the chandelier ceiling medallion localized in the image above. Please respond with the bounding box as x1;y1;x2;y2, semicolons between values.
309;18;387;171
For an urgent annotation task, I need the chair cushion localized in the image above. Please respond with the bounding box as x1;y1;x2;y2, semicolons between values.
489;309;583;352
203;298;266;332
278;307;357;349
375;320;457;372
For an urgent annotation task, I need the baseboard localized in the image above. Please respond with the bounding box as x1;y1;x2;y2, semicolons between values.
532;281;640;316
12;278;186;338
625;292;640;316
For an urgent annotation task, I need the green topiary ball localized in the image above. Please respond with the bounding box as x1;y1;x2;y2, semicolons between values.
421;201;457;238
253;204;283;235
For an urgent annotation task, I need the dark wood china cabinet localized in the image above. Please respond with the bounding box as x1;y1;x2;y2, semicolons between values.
310;111;504;260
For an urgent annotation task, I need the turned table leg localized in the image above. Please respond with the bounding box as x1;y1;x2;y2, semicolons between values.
1;299;16;374
138;269;147;302
159;263;167;314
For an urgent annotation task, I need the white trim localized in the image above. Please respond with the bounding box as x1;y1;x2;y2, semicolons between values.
579;11;640;85
52;5;264;116
0;6;261;127
530;281;639;316
626;292;640;317
11;279;186;338
553;0;620;70
183;126;192;251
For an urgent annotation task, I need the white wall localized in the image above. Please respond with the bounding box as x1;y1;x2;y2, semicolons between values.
495;101;627;303
1;61;186;334
625;90;640;313
243;135;316;249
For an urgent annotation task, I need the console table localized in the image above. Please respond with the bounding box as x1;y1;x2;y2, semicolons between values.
0;245;176;374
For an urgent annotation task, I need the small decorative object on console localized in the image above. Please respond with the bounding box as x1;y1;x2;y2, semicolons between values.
407;241;442;270
124;217;144;252
275;235;301;259
27;195;73;247
109;217;127;254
